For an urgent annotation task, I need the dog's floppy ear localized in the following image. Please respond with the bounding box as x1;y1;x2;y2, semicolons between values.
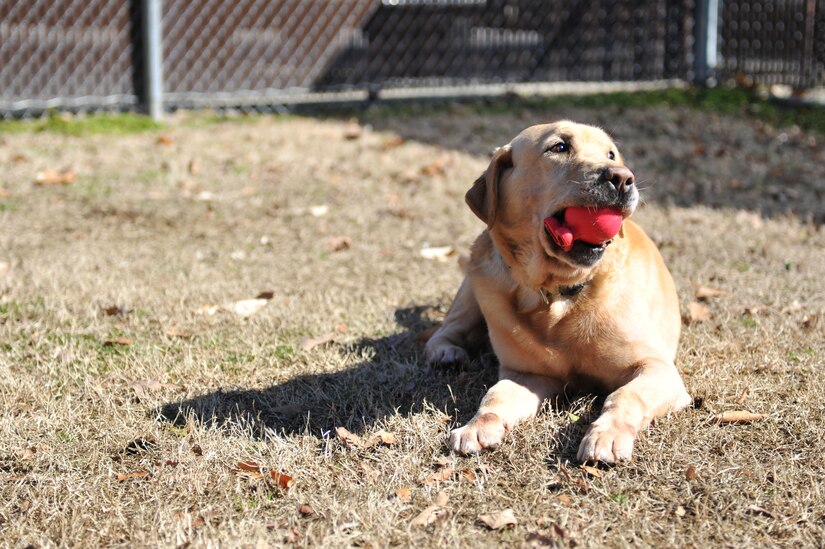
465;145;512;228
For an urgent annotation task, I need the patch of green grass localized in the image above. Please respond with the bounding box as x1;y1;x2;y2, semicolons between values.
357;87;825;136
742;316;758;329
0;112;163;136
611;493;630;506
0;198;20;212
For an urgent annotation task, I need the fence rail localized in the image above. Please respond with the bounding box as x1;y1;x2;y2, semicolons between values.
1;0;824;119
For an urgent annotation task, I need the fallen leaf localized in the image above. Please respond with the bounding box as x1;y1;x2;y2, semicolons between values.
694;284;725;300
420;245;456;262
364;430;397;447
11;153;29;163
297;503;314;516
255;291;275;299
34;168;75;185
410;505;451;526
116;471;151;481
0;260;9;276
102;305;131;316
336;427;362;448
461;469;477;482
343;121;362;140
714;411;767;424
191;444;203;456
164;326;192;338
581;465;603;478
324;235;352;252
478;508;518;530
235;461;261;473
300;332;338;352
556;494;571;506
800;314;819;331
675;505;687;517
382;135;405;149
422;467;454;485
421;155;451;177
0;188;9;198
129;379;182;400
104;336;132;347
685;302;711;323
394;487;412;502
685;465;698;481
736;387;750;405
270;470;293;491
224;298;268;318
156;135;174;145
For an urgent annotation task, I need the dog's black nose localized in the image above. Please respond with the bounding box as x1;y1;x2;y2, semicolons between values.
601;166;635;192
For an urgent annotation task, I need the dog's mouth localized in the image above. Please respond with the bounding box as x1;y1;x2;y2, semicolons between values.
541;207;619;267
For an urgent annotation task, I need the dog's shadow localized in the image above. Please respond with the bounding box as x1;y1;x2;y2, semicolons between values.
158;306;499;439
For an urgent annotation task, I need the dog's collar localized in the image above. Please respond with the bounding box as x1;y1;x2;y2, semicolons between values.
538;282;587;304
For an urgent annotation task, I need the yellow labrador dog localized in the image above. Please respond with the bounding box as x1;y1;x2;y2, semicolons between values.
425;121;691;464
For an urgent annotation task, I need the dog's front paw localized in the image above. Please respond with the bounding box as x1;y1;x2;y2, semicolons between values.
577;419;635;464
449;412;507;454
425;341;469;367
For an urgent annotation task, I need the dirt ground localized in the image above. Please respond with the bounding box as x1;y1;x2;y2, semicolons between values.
1;98;824;547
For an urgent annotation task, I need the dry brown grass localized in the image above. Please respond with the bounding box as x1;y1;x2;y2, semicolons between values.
1;101;824;548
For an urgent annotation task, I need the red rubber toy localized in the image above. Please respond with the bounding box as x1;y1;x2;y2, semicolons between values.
544;207;623;252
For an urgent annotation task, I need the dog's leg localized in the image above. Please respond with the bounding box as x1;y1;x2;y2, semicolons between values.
449;370;561;454
425;278;484;366
577;359;691;464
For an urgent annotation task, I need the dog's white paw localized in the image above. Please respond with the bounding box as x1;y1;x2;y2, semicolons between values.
425;341;469;367
577;419;635;464
449;413;507;454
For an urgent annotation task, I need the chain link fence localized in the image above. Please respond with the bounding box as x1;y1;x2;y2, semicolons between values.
1;0;824;119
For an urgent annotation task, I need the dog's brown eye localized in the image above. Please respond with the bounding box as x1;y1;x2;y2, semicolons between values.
608;151;616;160
547;142;569;154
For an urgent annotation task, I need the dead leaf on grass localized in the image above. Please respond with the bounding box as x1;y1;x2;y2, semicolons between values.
164;326;192;338
156;135;174;145
382;135;405;149
224;298;269;318
335;426;362;448
694;284;725;300
11;153;29;163
116;471;152;481
364;430;398;448
0;188;9;198
410;504;451;526
0;260;9;276
461;468;477;482
394;487;412;502
800;314;819;331
297;503;314;516
685;302;711;323
479;508;518;530
34;168;75;186
270;470;293;491
422;467;454;485
713;410;767;424
580;465;603;478
102;305;131;316
324;235;352;252
556;494;571;506
421;155;451;177
675;505;687;517
104;336;132;347
300;332;338;352
124;436;158;455
191;444;203;456
685;465;698;481
419;245;456;262
235;461;261;473
736;387;750;405
343;120;363;140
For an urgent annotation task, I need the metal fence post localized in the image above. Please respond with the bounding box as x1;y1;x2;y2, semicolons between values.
693;0;719;85
143;0;164;120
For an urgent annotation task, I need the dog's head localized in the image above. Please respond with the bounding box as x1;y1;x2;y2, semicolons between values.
467;121;638;281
